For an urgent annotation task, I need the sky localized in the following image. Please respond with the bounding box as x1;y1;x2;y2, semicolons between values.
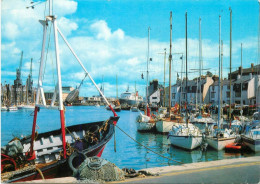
1;0;259;98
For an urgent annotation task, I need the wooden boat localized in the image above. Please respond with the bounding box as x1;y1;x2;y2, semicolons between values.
1;0;119;182
1;117;119;183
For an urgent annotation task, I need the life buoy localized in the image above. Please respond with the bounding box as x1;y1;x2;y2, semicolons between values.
68;151;87;174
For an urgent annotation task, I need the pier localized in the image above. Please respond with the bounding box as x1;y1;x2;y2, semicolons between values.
21;156;260;183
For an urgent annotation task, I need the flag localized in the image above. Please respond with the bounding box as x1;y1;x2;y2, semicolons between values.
202;77;214;102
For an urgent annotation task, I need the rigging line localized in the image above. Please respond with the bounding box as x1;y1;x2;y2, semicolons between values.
43;21;52;81
43;0;47;19
115;124;184;165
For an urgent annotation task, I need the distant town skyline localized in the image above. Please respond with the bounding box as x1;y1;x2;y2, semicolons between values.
1;0;259;97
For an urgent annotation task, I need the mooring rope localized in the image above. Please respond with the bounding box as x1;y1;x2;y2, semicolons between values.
35;167;45;180
115;125;184;164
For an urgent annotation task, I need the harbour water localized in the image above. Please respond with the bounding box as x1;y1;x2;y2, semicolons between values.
1;106;259;170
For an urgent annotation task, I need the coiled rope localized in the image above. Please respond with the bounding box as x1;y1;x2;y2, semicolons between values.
115;125;184;164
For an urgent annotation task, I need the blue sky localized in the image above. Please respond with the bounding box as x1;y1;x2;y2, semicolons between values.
1;0;259;97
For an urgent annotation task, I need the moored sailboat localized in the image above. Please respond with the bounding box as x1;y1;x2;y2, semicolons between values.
136;27;156;132
206;15;236;150
168;13;203;150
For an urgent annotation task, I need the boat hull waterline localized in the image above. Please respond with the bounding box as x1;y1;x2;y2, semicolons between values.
3;116;119;183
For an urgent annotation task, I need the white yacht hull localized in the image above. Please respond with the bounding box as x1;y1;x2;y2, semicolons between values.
241;135;260;152
136;122;155;132
206;137;236;150
156;120;177;133
168;135;202;150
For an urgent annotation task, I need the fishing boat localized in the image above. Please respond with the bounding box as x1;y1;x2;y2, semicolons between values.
1;1;119;182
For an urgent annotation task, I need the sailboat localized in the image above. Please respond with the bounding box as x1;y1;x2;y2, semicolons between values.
136;27;156;132
190;18;215;132
168;12;203;150
206;15;236;151
156;12;183;134
241;3;260;152
1;1;119;182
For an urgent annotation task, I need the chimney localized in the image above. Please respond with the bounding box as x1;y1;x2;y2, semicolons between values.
251;63;254;73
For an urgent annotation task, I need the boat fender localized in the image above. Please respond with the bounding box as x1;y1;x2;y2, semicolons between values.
68;151;87;176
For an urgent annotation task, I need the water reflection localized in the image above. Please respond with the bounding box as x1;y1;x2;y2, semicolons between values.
2;106;259;171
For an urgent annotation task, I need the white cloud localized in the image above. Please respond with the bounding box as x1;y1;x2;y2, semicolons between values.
1;0;258;98
58;17;78;36
90;20;112;40
53;0;78;16
2;23;19;40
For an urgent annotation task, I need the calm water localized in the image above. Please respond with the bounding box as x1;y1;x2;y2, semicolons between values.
1;106;259;170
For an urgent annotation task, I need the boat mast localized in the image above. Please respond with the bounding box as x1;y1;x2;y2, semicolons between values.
169;11;172;110
135;81;136;102
221;40;223;120
164;48;166;107
116;75;118;99
229;7;232;127
199;17;202;110
256;0;260;119
146;27;150;109
218;15;221;129
185;12;188;126
240;43;243;117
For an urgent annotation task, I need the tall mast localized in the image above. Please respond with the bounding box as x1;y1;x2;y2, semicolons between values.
229;7;232;126
199;17;202;107
164;48;166;107
135;81;136;102
218;15;221;129
185;12;188;126
116;75;118;99
256;0;260;119
221;40;223;119
169;11;173;110
146;27;150;107
240;43;243;117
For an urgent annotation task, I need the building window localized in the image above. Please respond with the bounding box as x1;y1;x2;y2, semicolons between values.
172;93;175;99
152;97;157;99
211;92;215;98
235;92;241;98
226;91;230;98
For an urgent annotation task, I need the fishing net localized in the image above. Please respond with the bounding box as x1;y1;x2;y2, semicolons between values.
76;156;125;182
